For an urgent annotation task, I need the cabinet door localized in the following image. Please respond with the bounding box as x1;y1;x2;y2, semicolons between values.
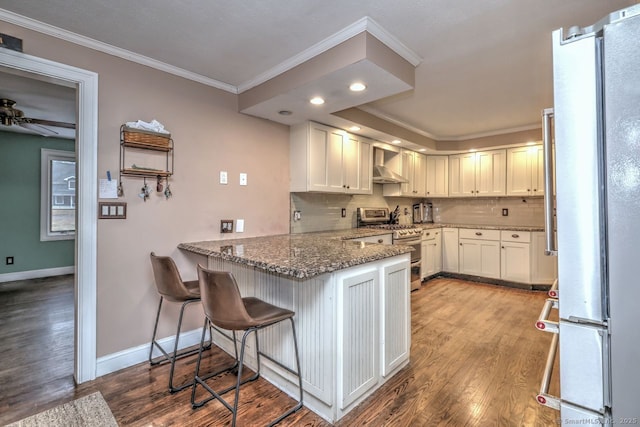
479;240;501;278
307;125;332;191
356;138;373;195
327;130;346;192
342;134;359;192
422;229;442;278
449;153;476;197
506;146;533;196
382;261;410;377
442;228;459;272
531;232;558;284
400;150;415;196
412;152;427;197
532;145;545;196
459;239;482;275
501;241;531;283
426;156;449;197
476;150;506;196
340;269;379;409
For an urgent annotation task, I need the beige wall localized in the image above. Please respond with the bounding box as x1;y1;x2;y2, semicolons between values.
2;22;290;356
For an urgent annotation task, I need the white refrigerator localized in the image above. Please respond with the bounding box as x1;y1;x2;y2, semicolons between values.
547;3;640;423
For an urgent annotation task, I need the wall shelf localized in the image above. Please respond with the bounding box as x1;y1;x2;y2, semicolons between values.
119;124;174;180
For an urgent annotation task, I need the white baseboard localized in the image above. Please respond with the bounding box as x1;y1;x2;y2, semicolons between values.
96;327;206;377
0;266;74;283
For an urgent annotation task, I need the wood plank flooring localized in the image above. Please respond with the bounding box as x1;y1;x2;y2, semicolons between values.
0;276;560;426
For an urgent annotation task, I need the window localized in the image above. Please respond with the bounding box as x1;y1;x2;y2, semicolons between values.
41;149;76;241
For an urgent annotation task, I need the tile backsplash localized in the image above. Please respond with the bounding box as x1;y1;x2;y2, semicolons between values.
290;186;546;233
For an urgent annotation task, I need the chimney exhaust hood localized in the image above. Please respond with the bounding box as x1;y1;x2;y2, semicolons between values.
372;148;408;184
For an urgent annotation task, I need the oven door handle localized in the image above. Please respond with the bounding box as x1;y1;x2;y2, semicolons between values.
394;238;423;246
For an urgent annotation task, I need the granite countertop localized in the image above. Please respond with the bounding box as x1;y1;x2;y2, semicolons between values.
178;233;411;280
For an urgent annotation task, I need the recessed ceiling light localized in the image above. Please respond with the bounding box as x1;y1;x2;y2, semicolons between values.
349;126;361;131
469;148;477;152
349;82;366;92
526;141;536;146
310;97;325;105
278;110;292;116
392;140;401;145
419;148;427;152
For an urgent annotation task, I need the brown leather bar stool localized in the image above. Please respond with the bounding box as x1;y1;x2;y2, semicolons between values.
148;252;214;393
191;265;303;427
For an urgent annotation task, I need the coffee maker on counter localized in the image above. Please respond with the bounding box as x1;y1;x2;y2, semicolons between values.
412;202;433;224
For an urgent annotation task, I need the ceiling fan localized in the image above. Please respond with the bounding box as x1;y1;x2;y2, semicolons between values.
0;98;76;136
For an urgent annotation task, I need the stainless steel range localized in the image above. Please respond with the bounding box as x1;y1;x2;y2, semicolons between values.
357;207;423;291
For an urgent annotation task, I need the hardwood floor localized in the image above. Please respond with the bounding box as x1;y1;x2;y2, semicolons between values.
0;276;560;426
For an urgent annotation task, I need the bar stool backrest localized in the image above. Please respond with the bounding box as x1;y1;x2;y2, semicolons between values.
197;265;255;331
150;252;197;302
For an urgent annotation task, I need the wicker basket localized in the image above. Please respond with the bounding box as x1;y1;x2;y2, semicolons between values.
122;126;171;147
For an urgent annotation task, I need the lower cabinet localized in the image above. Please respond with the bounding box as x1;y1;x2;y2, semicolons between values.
339;269;379;409
500;231;531;283
531;231;558;284
337;256;410;412
421;228;442;279
458;229;501;279
441;228;459;272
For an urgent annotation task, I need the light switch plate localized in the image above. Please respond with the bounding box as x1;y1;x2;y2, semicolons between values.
236;219;244;232
239;173;247;186
220;171;228;184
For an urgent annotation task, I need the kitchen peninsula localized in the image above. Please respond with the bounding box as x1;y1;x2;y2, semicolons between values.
178;231;412;423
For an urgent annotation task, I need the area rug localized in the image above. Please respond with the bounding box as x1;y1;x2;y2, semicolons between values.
6;391;118;427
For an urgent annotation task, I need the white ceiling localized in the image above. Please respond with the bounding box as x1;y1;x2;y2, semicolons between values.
0;0;636;143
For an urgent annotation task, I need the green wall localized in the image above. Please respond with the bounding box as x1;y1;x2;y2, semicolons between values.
0;130;75;275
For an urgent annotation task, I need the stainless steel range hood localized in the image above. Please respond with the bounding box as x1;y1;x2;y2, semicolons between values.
372;148;408;184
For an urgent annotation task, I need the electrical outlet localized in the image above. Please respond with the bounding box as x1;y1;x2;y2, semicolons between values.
293;210;301;221
239;173;247;186
220;219;233;233
6;256;14;265
502;208;509;216
236;219;244;232
341;208;347;218
219;171;228;184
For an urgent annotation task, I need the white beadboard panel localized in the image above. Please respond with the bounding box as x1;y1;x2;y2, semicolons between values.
205;258;335;406
382;262;410;376
296;274;335;405
432;197;544;227
340;270;379;409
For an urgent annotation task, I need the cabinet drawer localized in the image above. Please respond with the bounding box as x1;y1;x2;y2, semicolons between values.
422;228;440;241
500;230;531;243
459;228;500;241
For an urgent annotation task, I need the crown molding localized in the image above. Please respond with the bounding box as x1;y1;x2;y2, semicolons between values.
0;8;238;94
236;16;422;93
359;105;541;141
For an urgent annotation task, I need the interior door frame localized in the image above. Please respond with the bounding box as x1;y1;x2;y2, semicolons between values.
0;48;98;383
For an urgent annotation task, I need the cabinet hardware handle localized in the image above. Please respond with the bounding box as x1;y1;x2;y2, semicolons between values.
475;232;482;236
343;185;346;188
512;234;519;238
527;189;531;192
377;239;383;244
426;232;430;236
533;189;537;192
347;185;350;189
459;243;462;246
502;246;505;249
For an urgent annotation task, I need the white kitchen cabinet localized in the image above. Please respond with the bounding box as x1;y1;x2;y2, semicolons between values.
381;260;411;377
421;228;442;279
506;145;544;197
441;228;459;273
458;229;501;278
339;269;379;409
531;231;558;284
425;155;449;197
383;149;426;197
500;231;531;283
290;121;373;194
449;149;506;197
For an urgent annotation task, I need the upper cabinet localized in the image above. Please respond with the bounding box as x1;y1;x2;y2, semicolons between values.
383;149;426;197
290;122;373;194
425;155;449;197
449;149;506;197
506;145;544;197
